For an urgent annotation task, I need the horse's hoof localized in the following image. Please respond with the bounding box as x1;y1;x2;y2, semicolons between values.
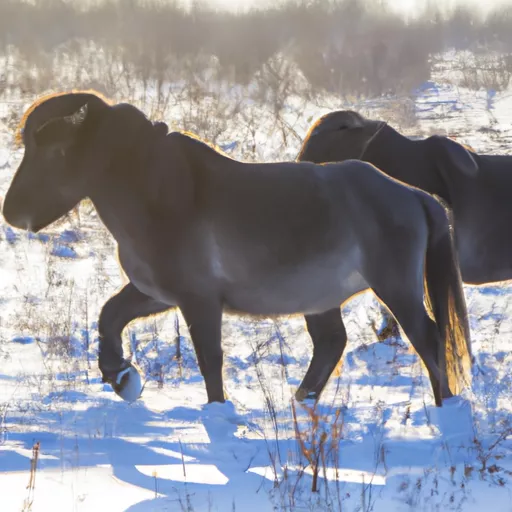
112;363;143;403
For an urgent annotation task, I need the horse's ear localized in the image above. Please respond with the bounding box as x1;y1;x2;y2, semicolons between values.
429;135;479;177
67;103;88;127
34;103;89;147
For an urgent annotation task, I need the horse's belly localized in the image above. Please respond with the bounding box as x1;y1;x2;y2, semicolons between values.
223;264;368;316
118;240;369;315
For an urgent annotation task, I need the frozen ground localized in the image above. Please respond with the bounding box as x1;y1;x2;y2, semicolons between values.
0;69;511;511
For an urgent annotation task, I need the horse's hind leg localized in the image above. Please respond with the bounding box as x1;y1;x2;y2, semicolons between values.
368;281;447;407
99;282;172;400
296;308;347;401
374;282;451;406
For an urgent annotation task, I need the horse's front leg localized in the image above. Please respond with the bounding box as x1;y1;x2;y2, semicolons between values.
178;296;225;403
98;281;172;401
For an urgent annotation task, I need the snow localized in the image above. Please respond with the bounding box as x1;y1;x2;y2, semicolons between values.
1;57;512;511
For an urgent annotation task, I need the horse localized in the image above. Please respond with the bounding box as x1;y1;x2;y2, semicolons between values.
296;109;507;369
2;91;472;407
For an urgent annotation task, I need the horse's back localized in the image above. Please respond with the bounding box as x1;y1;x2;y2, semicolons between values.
208;158;432;272
322;159;429;221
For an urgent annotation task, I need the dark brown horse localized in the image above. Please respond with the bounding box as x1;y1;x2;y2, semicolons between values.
297;109;507;369
2;92;472;407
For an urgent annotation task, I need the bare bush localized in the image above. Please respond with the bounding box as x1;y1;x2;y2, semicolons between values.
0;0;510;104
451;51;512;92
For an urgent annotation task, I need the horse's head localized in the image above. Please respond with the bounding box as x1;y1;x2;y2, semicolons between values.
298;110;384;163
3;91;109;232
3;90;157;233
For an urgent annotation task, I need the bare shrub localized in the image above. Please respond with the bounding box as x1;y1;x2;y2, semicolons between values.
451;51;512;92
0;0;508;105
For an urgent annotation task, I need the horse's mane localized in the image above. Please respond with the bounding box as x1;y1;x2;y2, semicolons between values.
15;89;113;147
172;130;233;160
447;136;475;153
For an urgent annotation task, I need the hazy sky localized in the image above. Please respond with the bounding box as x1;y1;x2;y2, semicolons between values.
201;0;511;17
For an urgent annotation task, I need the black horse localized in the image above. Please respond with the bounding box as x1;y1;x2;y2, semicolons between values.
2;92;472;407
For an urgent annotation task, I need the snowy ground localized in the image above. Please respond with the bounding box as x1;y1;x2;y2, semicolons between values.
0;70;512;511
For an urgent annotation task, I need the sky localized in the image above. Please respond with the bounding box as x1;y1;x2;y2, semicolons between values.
198;0;511;17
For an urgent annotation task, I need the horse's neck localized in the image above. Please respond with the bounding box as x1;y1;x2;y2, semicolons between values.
172;132;234;171
89;132;234;240
365;128;412;177
89;141;172;251
86;135;197;238
88;180;138;241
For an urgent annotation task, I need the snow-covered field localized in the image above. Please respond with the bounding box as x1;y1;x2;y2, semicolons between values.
1;66;512;511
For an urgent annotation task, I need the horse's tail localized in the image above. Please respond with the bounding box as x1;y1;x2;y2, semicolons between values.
419;193;472;398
